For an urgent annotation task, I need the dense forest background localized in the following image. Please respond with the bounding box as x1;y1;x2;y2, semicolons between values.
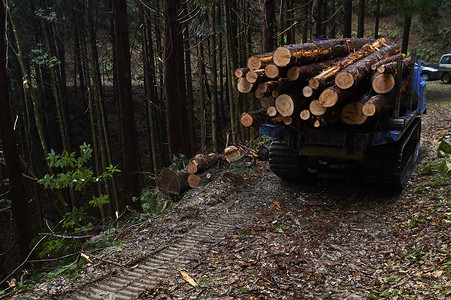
1;0;450;284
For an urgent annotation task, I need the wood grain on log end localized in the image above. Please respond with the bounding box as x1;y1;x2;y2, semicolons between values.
273;46;291;67
275;94;294;117
283;116;292;125
237;77;253;93
362;102;376;116
265;64;279;79
319;88;338;107
303;85;313;97
254;89;265;98
287;66;299;81
267;106;277;117
240;113;253;127
309;100;327;116
309;77;320;90
234;67;248;78
247;55;262;70
300;109;311;120
188;174;201;188
341;102;367;125
335;71;354;89
372;73;395;94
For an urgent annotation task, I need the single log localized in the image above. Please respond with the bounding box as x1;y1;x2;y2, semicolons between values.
341;102;367;125
300;109;311;120
362;94;389;116
282;116;292;125
246;69;267;84
156;168;191;195
371;53;405;70
224;145;240;162
257;78;290;93
303;85;314;97
260;96;275;108
264;64;279;79
273;38;370;67
237;77;254;93
310;38;388;89
313;117;321;128
275;93;306;117
240;108;268;127
335;44;400;89
309;100;327;116
187;174;201;188
371;72;395;94
187;152;221;174
254;89;265;98
267;106;277;117
318;85;352;108
287;57;343;81
377;56;412;74
234;67;249;78
247;53;273;70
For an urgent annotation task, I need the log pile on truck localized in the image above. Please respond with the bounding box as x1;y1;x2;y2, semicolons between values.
237;38;416;129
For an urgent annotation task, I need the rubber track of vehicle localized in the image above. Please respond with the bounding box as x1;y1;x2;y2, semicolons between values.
66;212;247;300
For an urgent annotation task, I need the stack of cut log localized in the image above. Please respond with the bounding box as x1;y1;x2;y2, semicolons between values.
237;38;414;128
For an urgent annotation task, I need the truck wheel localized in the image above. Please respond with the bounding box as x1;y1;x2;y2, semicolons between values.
421;73;429;81
442;72;450;84
269;140;309;180
365;118;421;191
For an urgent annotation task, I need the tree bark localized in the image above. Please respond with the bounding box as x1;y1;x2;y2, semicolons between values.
401;16;412;54
0;2;34;260
374;0;381;39
209;4;220;153
261;0;275;53
163;0;194;158
113;0;141;210
357;0;365;38
343;0;352;37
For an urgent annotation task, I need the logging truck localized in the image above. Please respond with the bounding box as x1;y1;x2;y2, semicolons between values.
237;38;427;190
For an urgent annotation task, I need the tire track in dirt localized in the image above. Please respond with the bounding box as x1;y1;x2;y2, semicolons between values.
66;210;252;299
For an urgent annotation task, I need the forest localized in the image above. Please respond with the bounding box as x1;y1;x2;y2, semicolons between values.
0;0;450;295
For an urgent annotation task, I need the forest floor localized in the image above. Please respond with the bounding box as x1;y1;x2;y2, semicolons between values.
8;81;451;299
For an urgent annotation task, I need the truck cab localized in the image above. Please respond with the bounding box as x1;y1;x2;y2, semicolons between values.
438;54;451;83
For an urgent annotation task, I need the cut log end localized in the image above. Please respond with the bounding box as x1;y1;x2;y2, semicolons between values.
300;109;310;120
265;64;279;79
267;106;277;117
303;85;313;97
240;113;253;127
309;77;320;90
237;78;253;93
341;102;367;125
362;102;376;116
234;67;248;78
273;46;291;67
247;55;262;70
188;174;201;188
282;116;292;125
254;89;265;98
335;71;354;89
287;66;299;81
319;88;338;108
309;100;327;116
275;94;295;117
372;73;395;94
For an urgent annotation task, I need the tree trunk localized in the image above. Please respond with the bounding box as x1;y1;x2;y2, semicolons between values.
113;0;141;210
163;0;194;158
374;0;381;39
401;16;412;54
357;0;365;38
343;0;352;37
261;0;275;53
209;4;220;152
0;2;34;261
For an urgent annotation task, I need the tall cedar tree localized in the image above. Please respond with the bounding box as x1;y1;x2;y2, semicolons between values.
343;0;352;37
357;0;365;38
163;0;194;157
261;0;275;53
113;0;141;210
0;1;34;260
